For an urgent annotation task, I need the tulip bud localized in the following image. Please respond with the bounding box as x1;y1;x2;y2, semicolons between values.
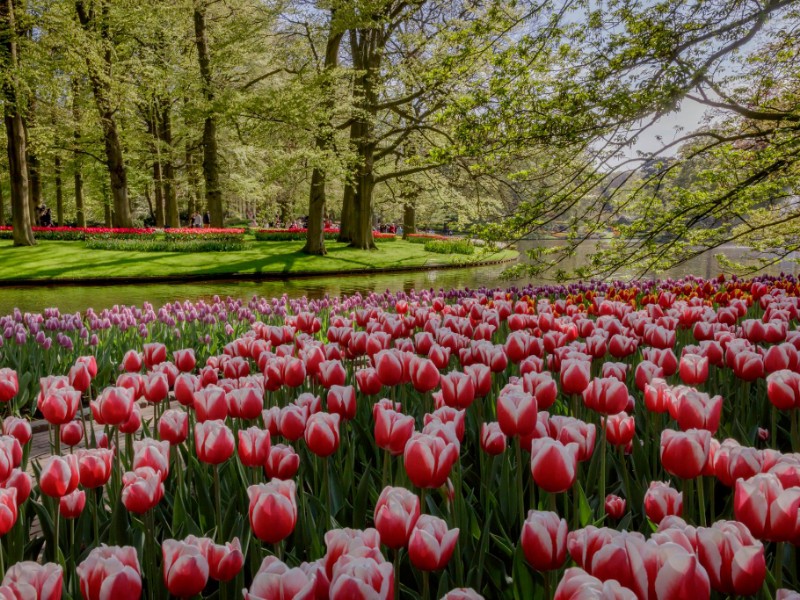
408;515;459;571
247;480;297;543
520;510;568;571
162;538;210;598
77;545;142;600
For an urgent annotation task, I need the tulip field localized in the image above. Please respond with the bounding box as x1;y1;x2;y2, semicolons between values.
0;276;799;599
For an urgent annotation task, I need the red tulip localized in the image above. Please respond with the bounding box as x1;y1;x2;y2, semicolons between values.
440;371;475;409
39;454;79;498
238;427;271;468
77;544;142;600
440;589;484;600
409;357;439;393
374;350;403;387
374;408;415;456
403;433;458;489
143;372;169;403
91;386;134;426
480;422;506;455
496;386;537;438
671;389;723;434
373;486;420;550
195;420;235;465
408;515;459;572
731;350;764;382
695;520;766;596
119;404;141;435
642;347;678;376
634;360;664;392
530;438;579;493
305;412;341;457
601;362;628;382
644;481;683;524
159;409;189;445
205;537;244;582
608;334;638;359
733;473;785;541
521;371;558;411
2;469;31;505
549;416;597;462
121;350;142;373
660;428;711;480
3;417;31;446
582;377;628;415
174;373;199;406
323;527;384;578
318;360;347;389
59;489;86;519
226;387;263;420
464;363;491;397
766;370;800;411
0;369;18;403
644;378;673;414
0;488;17;535
142;343;167;369
603;412;635;446
193;386;228;422
264;444;300;480
173;349;196;373
329;555;393;600
162;538;210;598
279;404;309;441
604;494;626;519
2;562;63;600
356;368;382;396
554;567;637;600
679;354;709;385
115;373;143;399
244;556;319;600
39;387;82;425
520;510;568;571
60;420;83;447
248;480;297;543
652;542;711;600
69;362;92;393
76;448;114;489
327;386;356;421
763;343;799;373
133;439;170;481
121;467;164;514
560;359;591;395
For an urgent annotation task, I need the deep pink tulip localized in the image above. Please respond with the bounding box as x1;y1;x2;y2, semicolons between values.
2;469;31;505
121;350;142;373
479;422;506;455
582;377;628;415
408;515;459;571
318;360;347;389
634;360;665;392
608;335;638;359
77;544;142;600
39;387;82;426
731;350;765;381
244;556;318;600
327;386;356;421
660;428;711;480
279;404;309;441
2;416;31;446
60;420;83;447
409;356;440;393
304;412;341;457
520;510;568;571
554;567;637;600
356;367;382;396
603;412;635;446
39;454;79;498
248;480;297;543
173;349;196;373
195;420;235;465
695;520;766;596
329;555;393;600
143;372;169;403
644;481;683;524
142;343;167;369
159;409;189;445
373;486;420;550
464;363;491;397
59;489;86;519
174;373;199;406
69;362;92;393
119;404;141;435
193;386;228;422
530;438;579;493
440;371;475;409
496;386;537;438
91;386;134;426
766;370;800;411
121;467;164;514
264;444;300;480
671;388;723;434
162;538;210;598
238;427;271;468
2;562;63;600
0;369;18;403
560;359;591;395
733;473;785;541
204;537;244;582
374;350;404;387
76;448;114;489
521;371;558;411
0;488;17;535
679;354;709;385
374;408;415;456
133;439;170;481
227;387;263;420
403;433;458;489
604;494;626;519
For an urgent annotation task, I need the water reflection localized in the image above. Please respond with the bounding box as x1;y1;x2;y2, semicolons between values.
1;241;798;314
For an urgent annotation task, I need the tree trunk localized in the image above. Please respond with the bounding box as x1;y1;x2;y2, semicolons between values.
55;155;63;225
303;11;342;256
338;183;354;242
103;182;112;227
403;203;416;239
27;141;41;223
153;160;164;227
186;141;198;218
75;0;133;228
71;79;86;227
1;0;34;246
160;102;178;227
194;2;223;227
0;172;4;225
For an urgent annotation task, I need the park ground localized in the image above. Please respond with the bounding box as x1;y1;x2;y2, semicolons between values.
0;239;518;282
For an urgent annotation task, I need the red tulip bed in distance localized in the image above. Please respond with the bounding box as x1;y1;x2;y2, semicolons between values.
0;276;799;599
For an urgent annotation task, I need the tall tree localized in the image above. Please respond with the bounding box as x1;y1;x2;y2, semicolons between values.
193;0;224;227
1;0;34;245
75;0;133;227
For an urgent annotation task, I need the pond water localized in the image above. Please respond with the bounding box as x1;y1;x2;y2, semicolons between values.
1;241;798;315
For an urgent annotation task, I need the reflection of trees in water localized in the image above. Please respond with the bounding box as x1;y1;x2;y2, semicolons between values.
4;242;800;314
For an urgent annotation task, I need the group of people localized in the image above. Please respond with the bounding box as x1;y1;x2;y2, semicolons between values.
37;204;52;227
377;222;402;235
188;211;211;228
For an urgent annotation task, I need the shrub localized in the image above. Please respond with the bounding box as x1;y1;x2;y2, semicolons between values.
424;238;474;255
254;228;341;241
164;228;245;243
86;237;246;252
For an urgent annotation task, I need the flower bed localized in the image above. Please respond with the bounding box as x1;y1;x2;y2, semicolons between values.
163;228;246;242
0;226;155;241
424;238;474;255
85;237;246;252
0;276;798;598
255;228;397;241
406;232;449;243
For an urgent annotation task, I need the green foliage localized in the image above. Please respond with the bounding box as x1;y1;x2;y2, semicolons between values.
86;238;246;252
424;238;474;255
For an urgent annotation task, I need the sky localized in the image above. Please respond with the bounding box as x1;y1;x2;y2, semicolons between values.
627;97;710;159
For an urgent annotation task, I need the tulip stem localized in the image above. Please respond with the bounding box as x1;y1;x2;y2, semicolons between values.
617;447;633;512
515;437;525;527
213;463;223;542
599;424;606;518
792;409;799;452
92;488;100;544
422;570;430;600
775;542;785;592
0;536;5;581
393;549;401;600
696;476;706;527
145;509;157;600
771;406;779;449
323;457;333;528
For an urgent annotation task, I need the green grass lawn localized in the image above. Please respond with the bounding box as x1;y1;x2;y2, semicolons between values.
0;240;517;281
